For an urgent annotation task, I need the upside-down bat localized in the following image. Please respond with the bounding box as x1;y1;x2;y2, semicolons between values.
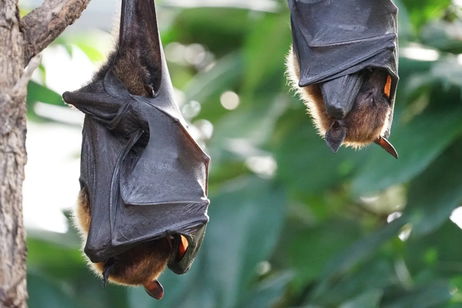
62;0;210;299
286;0;399;158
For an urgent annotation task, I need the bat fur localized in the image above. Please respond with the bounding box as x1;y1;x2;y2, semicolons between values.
76;188;170;288
286;47;392;149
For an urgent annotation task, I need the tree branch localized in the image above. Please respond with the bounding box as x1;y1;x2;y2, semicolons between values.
12;54;41;97
20;0;91;64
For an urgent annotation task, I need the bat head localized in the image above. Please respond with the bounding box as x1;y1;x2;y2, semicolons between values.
323;69;397;158
90;234;191;300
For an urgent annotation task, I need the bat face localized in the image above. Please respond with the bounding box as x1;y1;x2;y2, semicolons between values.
65;0;210;300
287;48;398;158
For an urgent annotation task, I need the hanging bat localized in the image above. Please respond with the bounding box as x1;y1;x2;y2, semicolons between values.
286;0;399;158
62;0;210;300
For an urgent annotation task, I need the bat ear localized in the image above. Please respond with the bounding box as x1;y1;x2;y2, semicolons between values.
325;121;346;153
375;136;398;159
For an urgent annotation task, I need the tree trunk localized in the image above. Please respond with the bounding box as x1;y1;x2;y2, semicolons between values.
0;0;90;306
0;1;28;307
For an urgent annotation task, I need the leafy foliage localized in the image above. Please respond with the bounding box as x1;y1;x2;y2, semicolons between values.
27;1;462;307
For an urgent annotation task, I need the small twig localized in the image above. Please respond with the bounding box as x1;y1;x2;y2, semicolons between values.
11;54;41;98
20;0;91;64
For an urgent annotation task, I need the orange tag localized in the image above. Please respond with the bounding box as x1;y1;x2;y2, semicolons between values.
384;75;392;98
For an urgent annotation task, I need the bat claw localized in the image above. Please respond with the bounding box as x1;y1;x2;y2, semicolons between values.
144;280;164;300
103;258;115;286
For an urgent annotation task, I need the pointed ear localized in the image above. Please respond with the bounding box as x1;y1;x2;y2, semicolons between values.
375;136;398;159
325;121;346;153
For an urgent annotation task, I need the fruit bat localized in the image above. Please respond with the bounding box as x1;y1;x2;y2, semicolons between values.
286;0;399;158
62;0;210;299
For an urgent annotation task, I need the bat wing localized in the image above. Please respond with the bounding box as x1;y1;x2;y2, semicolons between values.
289;0;399;134
62;0;209;275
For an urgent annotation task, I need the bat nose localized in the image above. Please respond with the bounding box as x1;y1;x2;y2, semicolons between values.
320;73;365;119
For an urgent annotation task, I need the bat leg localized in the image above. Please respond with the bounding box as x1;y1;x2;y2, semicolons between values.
144;280;164;300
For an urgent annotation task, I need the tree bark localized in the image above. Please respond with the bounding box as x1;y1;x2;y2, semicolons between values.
0;2;28;307
0;0;90;307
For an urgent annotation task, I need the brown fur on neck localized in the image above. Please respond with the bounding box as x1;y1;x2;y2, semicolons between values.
286;47;391;149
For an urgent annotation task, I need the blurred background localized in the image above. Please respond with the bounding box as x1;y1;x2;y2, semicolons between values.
21;0;462;307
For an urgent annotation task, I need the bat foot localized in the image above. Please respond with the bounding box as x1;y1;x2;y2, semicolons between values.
144;280;164;300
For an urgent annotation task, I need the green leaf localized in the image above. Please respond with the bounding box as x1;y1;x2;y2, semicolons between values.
421;21;462;54
28;272;79;308
312;260;395;306
382;280;452;308
340;289;383;308
184;52;242;103
287;219;361;292
405;141;462;237
401;0;452;32
275;107;365;197
242;13;291;98
241;272;293;308
405;221;462;277
352;106;462;196
27;81;66;107
27;236;84;279
310;219;406;301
